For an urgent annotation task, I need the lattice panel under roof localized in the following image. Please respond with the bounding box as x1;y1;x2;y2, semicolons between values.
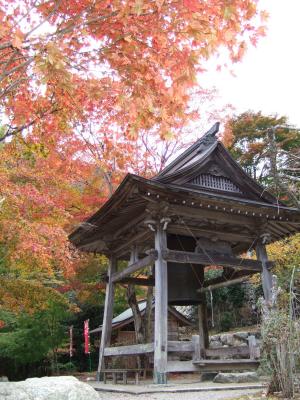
188;173;243;194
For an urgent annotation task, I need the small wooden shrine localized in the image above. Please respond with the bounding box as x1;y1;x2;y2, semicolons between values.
90;300;192;343
69;123;300;384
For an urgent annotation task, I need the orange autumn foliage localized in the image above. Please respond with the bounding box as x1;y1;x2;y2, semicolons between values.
0;1;267;314
0;0;266;143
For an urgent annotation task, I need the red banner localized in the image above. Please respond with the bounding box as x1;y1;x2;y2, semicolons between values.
69;325;73;358
84;319;90;354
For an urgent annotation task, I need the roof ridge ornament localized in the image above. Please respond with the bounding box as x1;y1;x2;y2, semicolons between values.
153;122;220;180
197;122;220;152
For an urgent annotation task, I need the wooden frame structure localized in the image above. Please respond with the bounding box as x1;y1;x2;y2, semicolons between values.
69;123;300;384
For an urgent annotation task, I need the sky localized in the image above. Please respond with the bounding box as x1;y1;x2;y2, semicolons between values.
202;0;300;127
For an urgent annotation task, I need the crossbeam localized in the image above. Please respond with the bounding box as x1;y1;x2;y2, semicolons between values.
104;343;154;356
114;277;155;286
162;249;270;271
111;251;157;283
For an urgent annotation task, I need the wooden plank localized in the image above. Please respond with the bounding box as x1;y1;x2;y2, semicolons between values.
167;341;194;352
205;346;250;358
162;249;265;271
104;343;154;356
96;256;117;382
256;242;273;303
167;361;199;373
154;225;168;384
111;251;157;282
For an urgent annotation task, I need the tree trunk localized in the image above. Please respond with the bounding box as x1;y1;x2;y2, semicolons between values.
145;267;154;343
127;284;144;343
126;283;144;370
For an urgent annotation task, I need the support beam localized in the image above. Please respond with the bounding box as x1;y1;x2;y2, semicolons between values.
154;225;168;384
114;277;155;286
162;249;269;271
256;242;273;304
96;256;117;381
168;224;255;244
111;250;157;282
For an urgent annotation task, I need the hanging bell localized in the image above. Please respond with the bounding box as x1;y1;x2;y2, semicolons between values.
167;234;204;306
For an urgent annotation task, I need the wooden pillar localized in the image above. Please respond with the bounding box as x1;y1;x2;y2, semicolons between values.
197;264;209;352
153;224;168;384
256;242;273;304
198;298;209;354
96;256;117;381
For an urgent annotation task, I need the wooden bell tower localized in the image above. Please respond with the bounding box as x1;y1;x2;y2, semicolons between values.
69;123;300;384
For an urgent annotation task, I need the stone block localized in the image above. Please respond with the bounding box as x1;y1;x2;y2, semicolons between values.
213;372;259;384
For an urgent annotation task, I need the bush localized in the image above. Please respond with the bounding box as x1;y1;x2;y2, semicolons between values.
56;361;77;373
220;311;233;332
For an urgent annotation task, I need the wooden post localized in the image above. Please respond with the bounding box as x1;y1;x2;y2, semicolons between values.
153;224;168;384
197;304;205;357
96;256;117;381
195;261;209;355
192;335;201;361
248;335;257;360
256;242;273;304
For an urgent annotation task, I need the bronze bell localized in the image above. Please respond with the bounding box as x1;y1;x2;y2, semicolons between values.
167;234;204;306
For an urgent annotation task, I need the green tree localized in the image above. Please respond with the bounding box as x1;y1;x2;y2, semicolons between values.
224;111;300;206
0;298;71;375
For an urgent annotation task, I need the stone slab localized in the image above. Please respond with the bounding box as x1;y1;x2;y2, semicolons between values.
89;380;265;395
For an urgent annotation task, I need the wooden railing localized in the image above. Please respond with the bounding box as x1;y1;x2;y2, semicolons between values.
103;335;260;360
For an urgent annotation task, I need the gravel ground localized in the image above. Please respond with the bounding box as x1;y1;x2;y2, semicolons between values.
97;388;263;400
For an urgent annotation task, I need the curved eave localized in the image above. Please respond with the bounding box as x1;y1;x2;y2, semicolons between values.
69;174;300;252
68;173;137;246
135;175;300;216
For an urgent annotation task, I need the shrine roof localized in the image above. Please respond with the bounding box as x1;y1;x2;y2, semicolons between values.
69;124;300;252
90;301;192;334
